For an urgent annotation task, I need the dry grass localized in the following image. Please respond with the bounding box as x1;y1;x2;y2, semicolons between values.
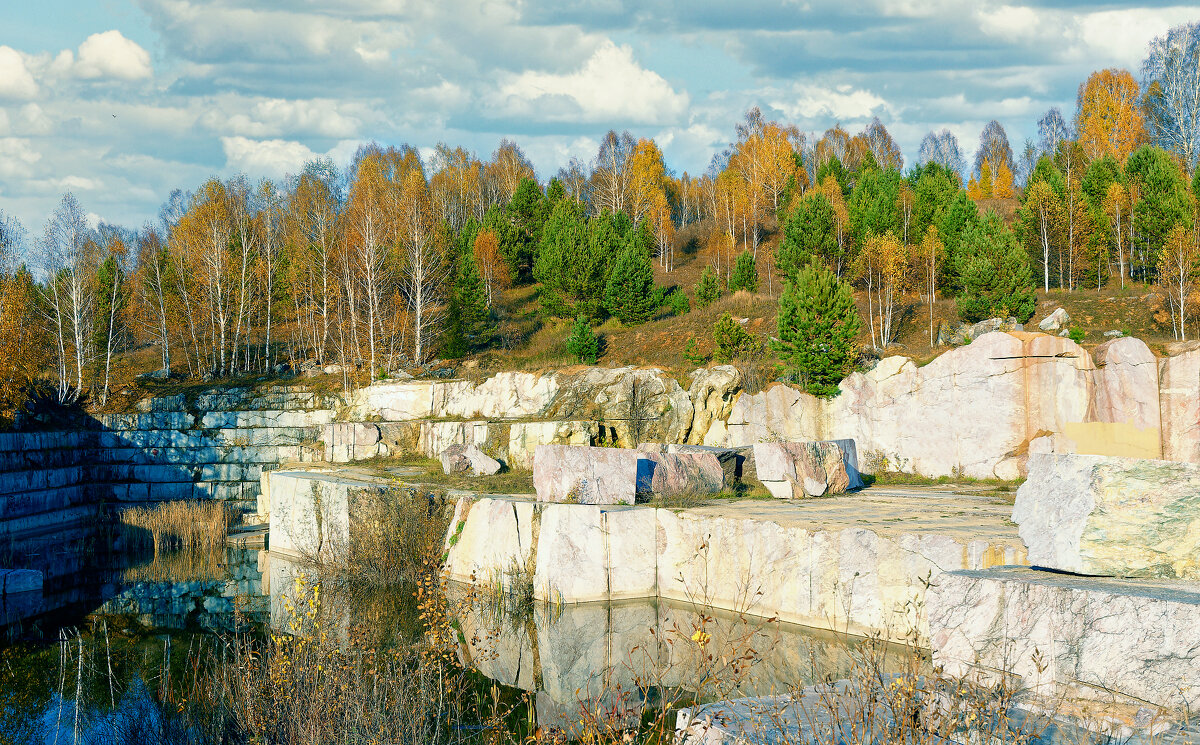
119;500;232;554
311;484;454;587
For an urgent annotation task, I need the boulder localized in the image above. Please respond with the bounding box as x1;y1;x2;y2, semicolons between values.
668;444;755;485
440;444;502;476
1038;307;1070;332
1012;453;1200;579
533;445;639;505
752;441;849;498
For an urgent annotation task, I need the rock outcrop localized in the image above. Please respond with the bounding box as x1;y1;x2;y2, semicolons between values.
333;331;1200;480
715;333;1107;479
1013;453;1200;579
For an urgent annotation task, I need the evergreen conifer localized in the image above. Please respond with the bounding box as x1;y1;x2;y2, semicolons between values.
728;251;758;293
955;212;1037;323
694;266;721;308
773;260;862;397
604;240;657;325
565;315;600;364
443;252;494;358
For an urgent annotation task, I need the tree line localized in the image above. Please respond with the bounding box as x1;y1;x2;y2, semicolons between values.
0;22;1198;417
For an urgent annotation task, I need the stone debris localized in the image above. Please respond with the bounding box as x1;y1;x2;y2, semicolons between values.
1013;453;1200;579
439;444;502;476
752;441;850;498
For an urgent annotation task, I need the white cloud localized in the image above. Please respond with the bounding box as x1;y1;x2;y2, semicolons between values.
222;136;319;177
1072;7;1199;67
492;40;688;124
770;83;887;122
74;30;153;80
221;136;359;178
977;6;1043;43
63;175;104;190
0;138;41;178
18;104;53;135
0;47;39;99
207;98;364;139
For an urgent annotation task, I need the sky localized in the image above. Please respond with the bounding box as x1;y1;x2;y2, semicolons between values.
1;0;1197;236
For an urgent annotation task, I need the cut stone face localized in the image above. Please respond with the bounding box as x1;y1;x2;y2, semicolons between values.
533;445;639;505
322;422;381;463
1013;452;1200;579
928;566;1200;712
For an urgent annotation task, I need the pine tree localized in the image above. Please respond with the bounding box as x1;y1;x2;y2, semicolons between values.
1126;145;1192;258
443;253;494;358
604;240;657;325
565;315;599;364
506;177;548;281
955;212;1037;323
773;260;862;397
694;266;721;308
778;193;836;279
728;250;758;293
935;191;980;289
533;199;588;317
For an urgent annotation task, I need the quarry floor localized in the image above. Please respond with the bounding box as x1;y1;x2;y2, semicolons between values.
309;462;1022;544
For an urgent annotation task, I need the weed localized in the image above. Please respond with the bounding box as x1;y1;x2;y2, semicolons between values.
119;500;232;554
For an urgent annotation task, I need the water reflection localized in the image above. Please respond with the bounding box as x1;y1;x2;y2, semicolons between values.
264;551;909;734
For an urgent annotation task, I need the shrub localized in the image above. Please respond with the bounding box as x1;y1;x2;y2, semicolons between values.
342;486;451;585
712;312;763;363
683;337;707;366
565;315;600;364
695;267;721;308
